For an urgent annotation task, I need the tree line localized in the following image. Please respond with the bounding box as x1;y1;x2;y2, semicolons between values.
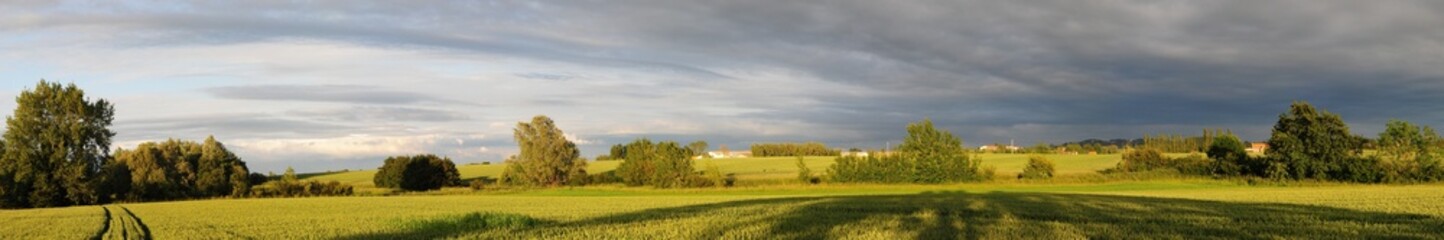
0;81;350;209
1108;101;1444;183
829;119;991;183
751;142;839;157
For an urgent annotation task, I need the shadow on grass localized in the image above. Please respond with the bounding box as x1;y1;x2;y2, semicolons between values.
339;212;552;240
343;191;1444;239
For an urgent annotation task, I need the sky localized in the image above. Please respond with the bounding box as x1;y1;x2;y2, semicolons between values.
3;1;1444;173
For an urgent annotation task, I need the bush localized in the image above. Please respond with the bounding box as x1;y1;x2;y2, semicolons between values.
751;142;840;157
614;139;696;188
1173;154;1214;176
1018;155;1055;179
1116;149;1171;172
374;154;461;191
251;180;353;197
796;156;813;183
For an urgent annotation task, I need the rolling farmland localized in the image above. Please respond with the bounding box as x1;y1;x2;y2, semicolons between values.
5;154;1444;239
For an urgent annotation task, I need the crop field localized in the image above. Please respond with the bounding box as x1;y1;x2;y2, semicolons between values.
303;154;1123;190
8;154;1442;239
5;181;1444;239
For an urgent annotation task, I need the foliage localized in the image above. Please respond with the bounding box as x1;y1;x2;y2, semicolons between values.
1376;119;1444;182
750;142;840;157
686;141;709;158
826;154;912;183
1206;134;1251;176
1265;101;1365;180
1115;149;1171;172
374;154;461;191
1171;154;1214;176
702;160;726;187
251;180;354;197
1018;155;1055;179
1140;129;1232;153
795;156;814;184
831;119;989;183
503;115;587;186
0;80;116;208
112;138;252;201
898;119;987;183
615;139;696;188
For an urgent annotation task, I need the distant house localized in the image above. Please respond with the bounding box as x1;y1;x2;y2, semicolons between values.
978;144;1021;152
707;150;752;158
1248;142;1269;153
840;151;869;157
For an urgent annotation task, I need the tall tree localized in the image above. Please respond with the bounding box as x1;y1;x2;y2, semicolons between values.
505;115;586;186
897;119;985;183
0;80;115;208
1206;133;1249;175
1377;119;1443;181
686;141;709;158
1265;101;1364;179
615;138;695;188
195;136;250;198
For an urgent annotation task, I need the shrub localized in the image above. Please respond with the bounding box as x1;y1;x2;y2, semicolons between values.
251;180;353;197
1116;149;1171;172
374;154;461;191
614;139;696;188
796;156;813;183
1173;154;1214;176
468;178;490;191
1018;155;1055;179
751;142;840;157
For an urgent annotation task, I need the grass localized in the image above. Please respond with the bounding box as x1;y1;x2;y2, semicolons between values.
0;205;104;239
302;154;1121;189
9;153;1443;239
8;181;1444;239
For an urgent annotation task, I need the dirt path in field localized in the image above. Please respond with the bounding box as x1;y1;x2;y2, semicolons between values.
89;207;111;240
94;206;152;240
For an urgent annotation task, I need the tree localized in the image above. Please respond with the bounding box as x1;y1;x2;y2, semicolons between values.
796;156;812;183
93;161;132;203
374;154;460;191
1377;119;1443;182
898;119;985;183
1116;149;1170;172
504;115;586;186
1206;134;1250;175
0;80;115;208
687;141;709;158
1265;101;1364;180
282;166;298;183
195;136;250;198
1019;155;1055;179
615;138;696;188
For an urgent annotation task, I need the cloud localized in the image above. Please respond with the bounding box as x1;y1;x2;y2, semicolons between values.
287;106;472;122
7;1;1444;172
207;84;477;105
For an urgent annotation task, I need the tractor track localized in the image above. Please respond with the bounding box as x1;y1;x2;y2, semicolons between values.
92;205;152;240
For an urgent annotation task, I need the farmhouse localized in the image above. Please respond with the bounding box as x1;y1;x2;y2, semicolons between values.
978;144;1021;152
708;150;753;158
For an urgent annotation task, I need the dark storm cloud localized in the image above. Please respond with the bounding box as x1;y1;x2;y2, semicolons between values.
11;0;1444;150
206;85;477;105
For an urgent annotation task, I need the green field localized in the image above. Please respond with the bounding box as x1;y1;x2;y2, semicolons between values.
302;154;1124;190
5;181;1444;239
6;154;1444;239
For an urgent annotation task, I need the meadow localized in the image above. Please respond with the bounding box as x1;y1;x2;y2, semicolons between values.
5;154;1444;239
303;154;1124;191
